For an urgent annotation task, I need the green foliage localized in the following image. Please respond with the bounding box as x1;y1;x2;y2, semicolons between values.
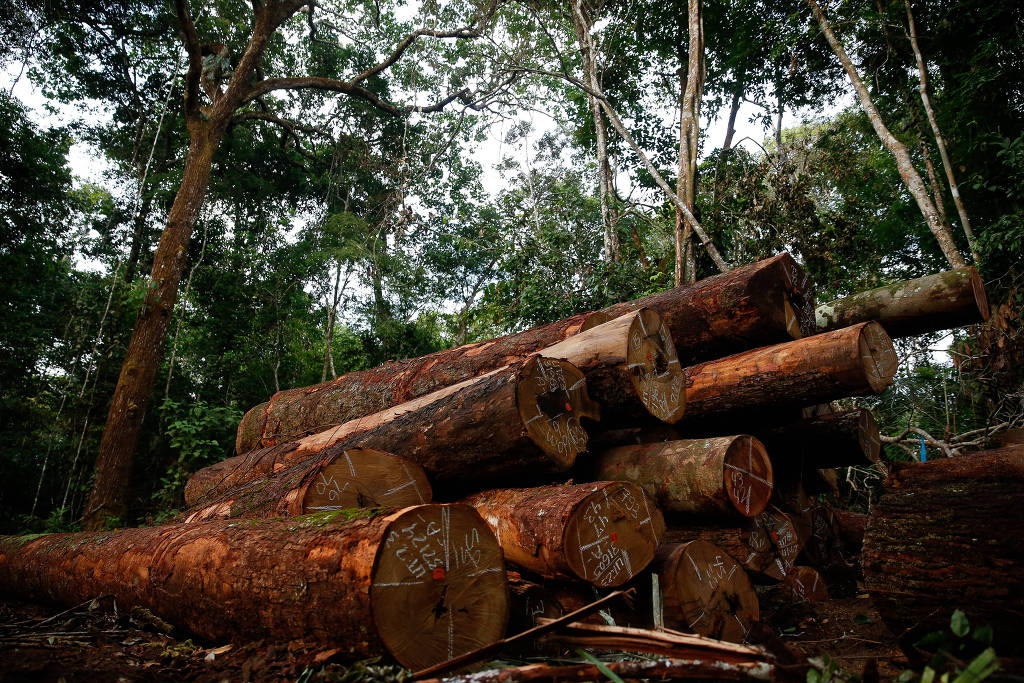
901;611;1000;683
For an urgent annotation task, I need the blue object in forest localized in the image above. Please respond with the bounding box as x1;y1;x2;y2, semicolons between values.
919;435;927;462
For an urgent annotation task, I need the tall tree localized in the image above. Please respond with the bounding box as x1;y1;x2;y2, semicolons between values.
82;0;504;529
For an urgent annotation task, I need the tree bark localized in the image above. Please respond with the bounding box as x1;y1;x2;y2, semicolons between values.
862;446;1024;643
462;482;665;588
654;540;760;642
681;322;897;421
189;357;600;505
806;0;967;269
815;266;989;338
0;505;509;670
674;0;704;287
757;409;881;469
905;0;979;263
182;447;432;522
594;436;773;518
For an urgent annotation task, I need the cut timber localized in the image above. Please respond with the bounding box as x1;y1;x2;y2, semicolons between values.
594;436;773;518
420;656;776;683
683;322;898;420
540;308;685;424
237;254;810;454
183;448;431;522
599;253;816;364
235;307;677;455
757;409;881;469
505;571;596;637
816;266;989;338
834;509;868;553
863;446;1024;642
0;505;508;671
235;312;602;453
781;566;828;602
654;540;760;642
186;356;599;506
463;482;665;587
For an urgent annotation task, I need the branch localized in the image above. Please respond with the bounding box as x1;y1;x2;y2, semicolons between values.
173;0;202;118
230;110;331;159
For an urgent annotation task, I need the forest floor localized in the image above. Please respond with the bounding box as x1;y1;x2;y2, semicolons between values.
0;586;910;683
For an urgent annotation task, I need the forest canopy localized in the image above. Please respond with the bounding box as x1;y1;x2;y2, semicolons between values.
0;0;1021;531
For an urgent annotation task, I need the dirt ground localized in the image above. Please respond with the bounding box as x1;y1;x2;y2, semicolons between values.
0;584;916;683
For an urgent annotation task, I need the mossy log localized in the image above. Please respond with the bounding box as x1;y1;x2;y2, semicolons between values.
463;482;665;588
187;357;599;506
0;505;509;671
863;446;1024;641
593;436;773;518
682;322;897;421
815;266;989;338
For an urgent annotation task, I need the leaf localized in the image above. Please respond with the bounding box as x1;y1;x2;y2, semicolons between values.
952;648;999;683
575;648;626;683
950;609;970;637
854;614;873;625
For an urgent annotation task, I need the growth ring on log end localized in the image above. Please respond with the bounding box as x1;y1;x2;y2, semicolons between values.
517;356;600;467
371;504;508;671
625;308;686;423
656;540;760;643
298;448;432;513
858;321;898;392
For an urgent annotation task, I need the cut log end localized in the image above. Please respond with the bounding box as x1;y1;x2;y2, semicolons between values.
299;449;432;514
562;483;663;588
626;309;686;423
518;356;598;466
783;297;802;340
657;540;760;643
858;410;881;463
781;566;828;602
968;265;990;322
579;310;613;332
722;436;774;518
745;507;801;581
858;322;898;392
371;504;509;671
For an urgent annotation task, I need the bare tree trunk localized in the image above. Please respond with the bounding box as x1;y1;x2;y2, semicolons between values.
723;87;742;152
806;0;966;269
571;1;619;262
321;260;344;382
905;0;979;263
674;0;703;286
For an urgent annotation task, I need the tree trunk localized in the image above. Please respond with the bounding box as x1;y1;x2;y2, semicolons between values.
599;253;816;365
84;127;222;530
806;0;967;269
182;447;432;522
462;482;665;587
780;566;828;602
0;505;509;670
681;322;897;421
539;308;686;424
905;0;979;263
862;446;1024;643
505;571;596;636
593;436;773;518
654;540;760;642
674;0;704;287
666;506;803;581
723;87;742;152
757;409;881;469
815;266;989;338
188;357;600;505
236;310;603;453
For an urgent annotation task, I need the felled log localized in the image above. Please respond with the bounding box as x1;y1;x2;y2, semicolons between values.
598;252;816;364
682;322;898;421
183;448;432;522
815;266;989;338
790;502;846;572
187;356;599;505
594;436;773;518
0;505;508;671
505;571;598;638
666;507;802;581
237;254;812;454
757;409;881;469
654;540;760;643
863;446;1024;641
780;566;829;602
235;307;680;454
463;482;665;588
833;509;868;553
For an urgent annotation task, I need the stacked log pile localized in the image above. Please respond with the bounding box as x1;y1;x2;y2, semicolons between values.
2;257;1005;676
